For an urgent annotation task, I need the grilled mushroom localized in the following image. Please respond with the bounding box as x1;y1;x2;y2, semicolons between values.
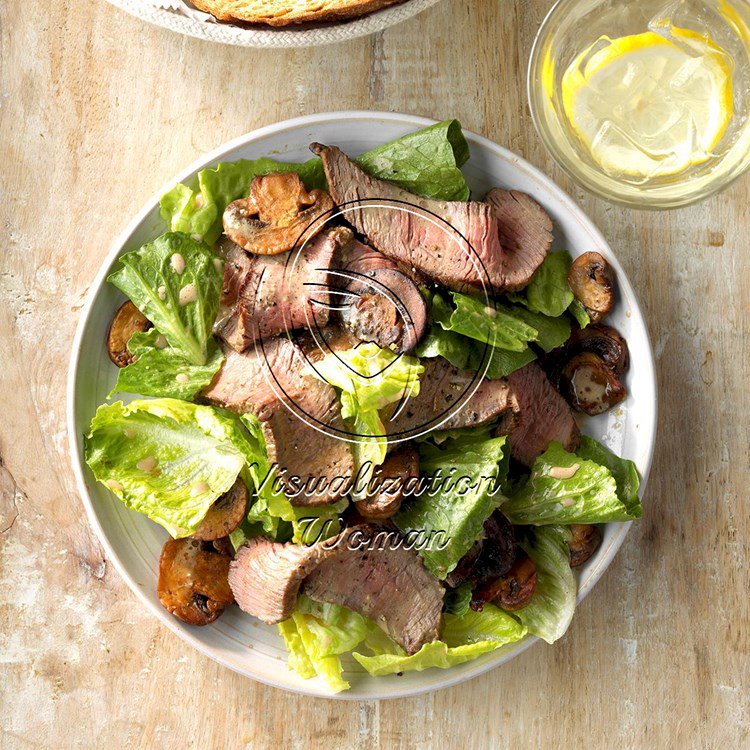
565;323;629;375
470;513;516;584
157;538;234;625
568;252;614;323
447;513;516;589
472;553;538;612
107;301;150;367
354;445;419;520
223;172;334;255
192;480;248;541
559;352;627;415
568;524;602;567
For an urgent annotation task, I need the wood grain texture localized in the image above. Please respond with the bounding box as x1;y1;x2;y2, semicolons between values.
1;0;748;747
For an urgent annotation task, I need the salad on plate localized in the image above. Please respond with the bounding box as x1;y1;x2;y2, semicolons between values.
84;120;642;693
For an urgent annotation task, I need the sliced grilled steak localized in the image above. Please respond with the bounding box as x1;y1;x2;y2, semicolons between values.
505;361;580;466
202;337;354;506
313;144;552;293
483;189;553;292
334;235;428;353
213;227;348;352
384;356;517;437
303;525;444;654
313;144;507;292
229;537;338;623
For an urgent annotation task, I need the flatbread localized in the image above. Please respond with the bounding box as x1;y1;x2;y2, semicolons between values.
191;0;405;26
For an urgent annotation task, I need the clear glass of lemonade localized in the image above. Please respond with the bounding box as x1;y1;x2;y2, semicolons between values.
528;0;750;208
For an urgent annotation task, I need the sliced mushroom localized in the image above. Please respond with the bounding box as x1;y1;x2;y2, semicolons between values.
157;538;234;625
223;172;334;255
445;513;515;588
445;539;483;588
568;252;615;323
568;524;602;567
470;512;516;584
559;352;627;415
354;445;419;520
192;480;248;541
471;553;538;612
107;301;150;367
565;323;629;375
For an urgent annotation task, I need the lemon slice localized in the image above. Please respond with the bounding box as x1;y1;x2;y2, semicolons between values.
562;27;734;179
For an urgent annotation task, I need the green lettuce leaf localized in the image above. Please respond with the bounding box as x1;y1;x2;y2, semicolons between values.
515;526;577;643
277;619;316;680
355;119;470;201
523;250;574;317
568;299;591;328
84;399;265;537
506;304;571;352
110;329;224;400
311;343;423;499
393;433;508;579
501;441;642;525
444;582;474;617
434;291;538;352
352;605;526;676
296;596;371;656
575;435;642;517
278;596;372;693
160;120;470;245
431;290;570;355
509;249;588;329
108;232;222;366
416;324;536;380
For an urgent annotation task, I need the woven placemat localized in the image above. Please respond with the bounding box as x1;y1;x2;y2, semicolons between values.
105;0;445;47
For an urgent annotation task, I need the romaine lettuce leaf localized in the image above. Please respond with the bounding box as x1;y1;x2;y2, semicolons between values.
501;441;642;525
84;399;265;537
110;329;224;400
568;299;591;328
509;249;589;329
514;526;577;643
505;304;571;352
522;250;574;317
311;343;423;499
355;119;470;201
352;605;526;676
431;290;570;355
277;619;316;680
160;120;470;245
313;343;424;414
434;291;538;352
296;596;371;656
277;596;372;693
108;232;222;366
575;435;641;517
416;324;537;379
393;433;508;579
444;582;474;617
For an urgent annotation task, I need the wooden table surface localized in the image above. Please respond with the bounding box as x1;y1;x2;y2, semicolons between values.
1;0;748;747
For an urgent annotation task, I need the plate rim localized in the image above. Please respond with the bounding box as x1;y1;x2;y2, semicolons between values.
104;0;445;48
66;109;657;699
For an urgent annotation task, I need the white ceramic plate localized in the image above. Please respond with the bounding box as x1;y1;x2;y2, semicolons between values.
105;0;444;48
67;111;657;699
